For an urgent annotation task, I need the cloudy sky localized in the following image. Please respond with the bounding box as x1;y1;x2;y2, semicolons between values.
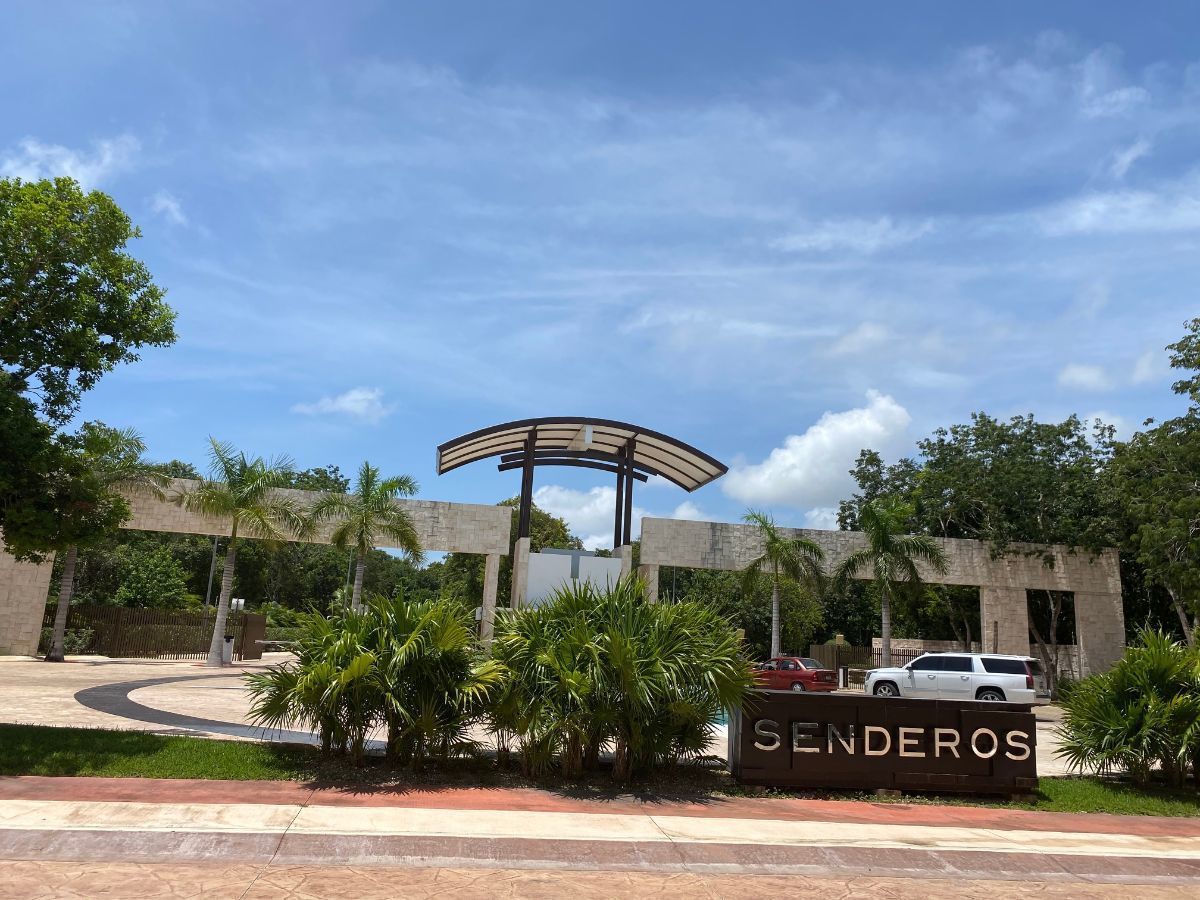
4;2;1198;549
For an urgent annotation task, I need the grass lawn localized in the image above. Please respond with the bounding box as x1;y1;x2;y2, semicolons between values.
3;723;1198;817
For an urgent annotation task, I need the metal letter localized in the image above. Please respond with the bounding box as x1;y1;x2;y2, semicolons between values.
753;719;781;751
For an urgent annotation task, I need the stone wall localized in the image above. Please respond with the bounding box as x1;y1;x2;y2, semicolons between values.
0;481;512;656
640;517;1125;676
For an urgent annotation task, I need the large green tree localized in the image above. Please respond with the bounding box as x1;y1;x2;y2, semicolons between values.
45;423;170;661
175;439;309;666
0;177;175;559
309;461;423;613
1106;320;1200;645
834;499;948;666
740;510;825;659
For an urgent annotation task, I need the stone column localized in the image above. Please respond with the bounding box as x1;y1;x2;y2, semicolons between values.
510;537;531;609
978;586;1030;656
0;540;55;657
480;553;501;642
1074;591;1125;676
638;564;659;602
615;544;632;578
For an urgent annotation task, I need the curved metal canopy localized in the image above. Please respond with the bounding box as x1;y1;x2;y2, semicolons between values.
436;417;727;492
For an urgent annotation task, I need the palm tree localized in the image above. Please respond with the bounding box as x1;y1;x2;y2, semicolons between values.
834;499;949;667
175;438;309;666
309;461;423;613
46;424;170;662
741;510;826;659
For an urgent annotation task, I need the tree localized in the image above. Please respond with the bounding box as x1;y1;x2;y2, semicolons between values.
1106;320;1200;645
834;499;948;666
0;177;174;559
740;510;825;659
309;461;423;613
175;439;309;666
112;544;189;608
45;424;169;662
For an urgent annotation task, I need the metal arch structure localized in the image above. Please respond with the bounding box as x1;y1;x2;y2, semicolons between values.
436;417;727;548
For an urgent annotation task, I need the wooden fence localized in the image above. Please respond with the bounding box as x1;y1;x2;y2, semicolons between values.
40;604;266;661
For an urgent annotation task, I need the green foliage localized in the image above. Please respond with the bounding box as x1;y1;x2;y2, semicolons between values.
0;177;175;423
838;414;1117;559
1057;629;1200;787
491;577;754;781
1167;317;1200;404
247;595;500;769
111;545;189;608
37;627;93;655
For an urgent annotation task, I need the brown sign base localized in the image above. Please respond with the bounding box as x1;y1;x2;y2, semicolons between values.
729;691;1038;796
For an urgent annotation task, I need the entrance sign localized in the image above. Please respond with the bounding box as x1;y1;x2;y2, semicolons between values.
729;692;1037;795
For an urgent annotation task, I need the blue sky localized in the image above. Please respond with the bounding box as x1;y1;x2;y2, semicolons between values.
4;2;1199;548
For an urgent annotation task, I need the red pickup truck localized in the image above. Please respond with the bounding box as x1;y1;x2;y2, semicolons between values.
754;657;838;693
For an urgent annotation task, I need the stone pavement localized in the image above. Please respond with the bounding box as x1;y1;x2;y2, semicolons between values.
0;776;1198;898
0;656;1072;773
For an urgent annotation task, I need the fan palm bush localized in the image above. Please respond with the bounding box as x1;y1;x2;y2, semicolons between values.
246;594;501;770
1057;629;1200;788
491;576;754;782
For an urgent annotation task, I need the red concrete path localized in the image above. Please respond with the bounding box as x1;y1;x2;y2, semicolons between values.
2;775;1197;837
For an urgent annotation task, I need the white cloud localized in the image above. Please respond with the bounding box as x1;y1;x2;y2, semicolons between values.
150;189;187;226
1058;364;1112;392
722;390;912;510
772;217;933;254
533;484;649;550
0;134;139;186
671;500;707;521
803;507;839;530
291;386;393;423
1132;349;1166;385
1040;180;1200;235
829;322;889;356
1108;138;1151;180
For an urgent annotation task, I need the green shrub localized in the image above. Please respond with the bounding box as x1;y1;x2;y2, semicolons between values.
491;576;753;781
38;627;94;655
1057;629;1200;787
246;594;500;769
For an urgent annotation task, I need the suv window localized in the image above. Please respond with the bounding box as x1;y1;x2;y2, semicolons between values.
982;657;1027;675
941;656;973;672
909;656;943;671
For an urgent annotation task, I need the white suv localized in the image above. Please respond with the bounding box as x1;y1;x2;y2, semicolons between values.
865;653;1049;704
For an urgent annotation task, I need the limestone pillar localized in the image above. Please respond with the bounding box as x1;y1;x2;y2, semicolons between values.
480;553;501;642
510;537;531;609
1074;591;1125;675
638;564;659;602
615;544;632;579
0;540;55;657
978;586;1030;656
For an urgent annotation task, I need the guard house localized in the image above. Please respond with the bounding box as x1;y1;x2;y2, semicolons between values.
436;416;728;609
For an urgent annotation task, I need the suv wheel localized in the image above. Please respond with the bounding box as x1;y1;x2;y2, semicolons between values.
873;681;899;698
790;682;806;692
977;688;1005;702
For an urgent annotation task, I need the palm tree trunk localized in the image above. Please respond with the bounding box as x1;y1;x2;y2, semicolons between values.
351;552;366;613
1167;586;1195;647
206;541;238;667
770;577;782;658
880;583;892;667
45;546;78;662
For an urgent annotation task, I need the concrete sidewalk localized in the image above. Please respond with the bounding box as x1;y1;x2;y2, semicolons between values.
0;777;1197;897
